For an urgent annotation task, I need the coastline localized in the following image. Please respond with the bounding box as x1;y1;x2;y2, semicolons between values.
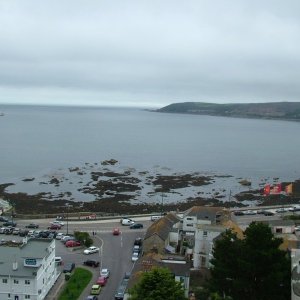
1;159;299;216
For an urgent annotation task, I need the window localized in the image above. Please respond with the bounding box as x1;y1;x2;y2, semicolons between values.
187;217;193;220
8;294;11;299
25;279;30;285
25;295;31;299
2;278;8;284
203;231;208;237
13;279;19;284
186;223;193;227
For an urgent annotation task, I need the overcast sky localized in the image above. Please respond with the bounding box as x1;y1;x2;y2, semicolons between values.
0;0;300;108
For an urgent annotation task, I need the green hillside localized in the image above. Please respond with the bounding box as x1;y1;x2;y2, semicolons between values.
156;102;300;121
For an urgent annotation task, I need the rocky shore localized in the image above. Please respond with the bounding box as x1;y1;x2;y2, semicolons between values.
0;159;299;216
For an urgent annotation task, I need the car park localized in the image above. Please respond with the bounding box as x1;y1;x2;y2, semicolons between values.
84;246;100;254
25;223;39;229
130;223;143;229
113;228;120;235
63;262;75;273
65;240;81;247
121;218;135;226
90;284;101;295
100;268;110;278
96;276;107;286
83;260;100;267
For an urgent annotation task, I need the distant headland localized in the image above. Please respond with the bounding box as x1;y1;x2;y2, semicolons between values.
155;102;300;121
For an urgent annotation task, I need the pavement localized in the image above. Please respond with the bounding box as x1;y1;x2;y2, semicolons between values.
45;272;66;300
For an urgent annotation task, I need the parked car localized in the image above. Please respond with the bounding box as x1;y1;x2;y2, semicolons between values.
134;237;143;246
55;232;64;240
100;268;110;278
48;224;61;230
63;262;75;273
83;260;100;268
130;223;143;229
18;229;29;237
51;220;65;226
3;221;17;227
90;284;101;295
85;296;98;300
84;246;100;254
121;218;135;226
262;210;275;216
131;251;139;262
25;223;39;229
61;235;74;243
113;228;120;235
65;240;81;247
12;228;20;235
133;245;141;253
0;216;9;222
55;257;63;265
96;276;107;286
150;215;162;221
243;210;257;215
233;211;244;216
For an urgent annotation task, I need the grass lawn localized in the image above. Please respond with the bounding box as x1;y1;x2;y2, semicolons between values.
59;267;93;300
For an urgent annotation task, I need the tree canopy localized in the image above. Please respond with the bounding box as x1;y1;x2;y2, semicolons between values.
129;267;186;300
208;222;291;300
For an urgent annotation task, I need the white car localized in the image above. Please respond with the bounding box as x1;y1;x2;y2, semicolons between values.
84;246;100;254
131;251;139;262
51;220;65;226
100;268;110;278
121;218;135;226
56;232;65;240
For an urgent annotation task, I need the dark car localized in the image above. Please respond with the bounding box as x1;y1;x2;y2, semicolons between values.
19;229;29;237
3;221;17;227
26;223;39;229
63;262;75;273
134;237;143;246
263;210;275;216
83;260;100;268
130;223;143;229
233;211;244;216
48;224;61;230
0;216;9;222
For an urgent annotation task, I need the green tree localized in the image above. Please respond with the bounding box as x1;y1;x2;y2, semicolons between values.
74;231;93;247
208;222;291;300
129;267;186;300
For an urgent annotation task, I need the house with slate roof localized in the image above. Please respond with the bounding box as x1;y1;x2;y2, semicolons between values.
0;238;59;300
126;252;191;298
143;212;181;255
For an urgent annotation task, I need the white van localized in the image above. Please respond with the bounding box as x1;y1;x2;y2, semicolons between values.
121;219;135;226
150;215;162;222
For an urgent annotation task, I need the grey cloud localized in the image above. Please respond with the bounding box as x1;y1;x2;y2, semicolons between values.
0;0;300;107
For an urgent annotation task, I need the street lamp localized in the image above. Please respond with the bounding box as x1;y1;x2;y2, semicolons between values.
66;204;69;235
161;193;164;216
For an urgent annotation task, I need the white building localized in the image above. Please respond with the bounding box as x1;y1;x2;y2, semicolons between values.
0;238;59;300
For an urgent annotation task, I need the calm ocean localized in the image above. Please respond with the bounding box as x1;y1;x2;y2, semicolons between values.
1;104;300;184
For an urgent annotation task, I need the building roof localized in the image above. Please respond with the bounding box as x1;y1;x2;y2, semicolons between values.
0;238;54;277
127;252;191;290
183;206;225;223
144;213;181;241
260;219;295;227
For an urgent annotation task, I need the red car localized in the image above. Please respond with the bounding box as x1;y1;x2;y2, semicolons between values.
96;276;107;286
48;224;61;230
113;228;120;235
65;240;81;247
